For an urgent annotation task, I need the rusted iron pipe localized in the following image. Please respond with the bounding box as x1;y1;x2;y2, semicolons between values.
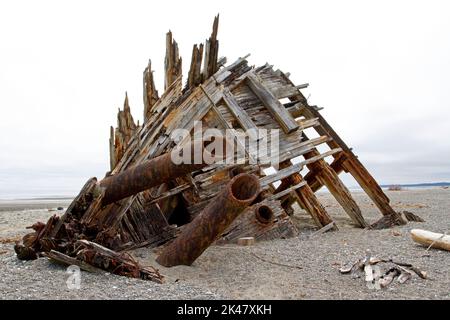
100;137;229;206
156;173;261;267
254;204;274;224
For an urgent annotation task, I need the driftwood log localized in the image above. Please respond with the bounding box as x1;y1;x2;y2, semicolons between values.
411;229;450;252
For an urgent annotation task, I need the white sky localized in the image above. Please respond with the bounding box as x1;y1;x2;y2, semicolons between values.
1;0;449;198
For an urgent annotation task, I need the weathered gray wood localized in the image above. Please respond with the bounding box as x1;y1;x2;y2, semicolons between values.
44;250;103;273
202;15;219;80
148;183;190;204
260;148;342;186
222;88;258;132
246;73;299;133
164;31;182;91
187;44;204;89
143;59;159;122
267;181;307;200
309;222;337;238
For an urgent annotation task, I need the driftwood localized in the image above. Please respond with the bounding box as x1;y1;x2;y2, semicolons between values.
340;252;427;289
368;210;424;230
411;229;450;252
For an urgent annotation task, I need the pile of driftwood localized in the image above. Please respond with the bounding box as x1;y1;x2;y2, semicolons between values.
340;251;427;289
14;16;407;283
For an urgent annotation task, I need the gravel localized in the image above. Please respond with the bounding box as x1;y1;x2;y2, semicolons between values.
1;188;449;300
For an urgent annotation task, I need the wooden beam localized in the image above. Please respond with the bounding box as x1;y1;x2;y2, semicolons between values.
260;148;342;186
280;164;334;228
305;152;346;192
222;88;258;132
267;181;307;200
303;149;367;228
277;70;396;217
246;73;299;134
202;15;220;80
342;157;397;216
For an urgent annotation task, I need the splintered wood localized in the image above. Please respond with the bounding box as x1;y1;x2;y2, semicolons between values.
15;15;404;280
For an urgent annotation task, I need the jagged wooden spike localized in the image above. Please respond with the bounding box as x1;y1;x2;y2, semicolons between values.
113;93;137;168
143;59;159;122
187;43;204;90
109;126;115;171
164;31;182;91
202;14;219;80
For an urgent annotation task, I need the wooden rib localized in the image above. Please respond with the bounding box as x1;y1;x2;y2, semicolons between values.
267;181;307;200
260;148;342;186
301;105;396;216
303;147;367;228
278;161;333;228
277;70;396;217
246;73;299;134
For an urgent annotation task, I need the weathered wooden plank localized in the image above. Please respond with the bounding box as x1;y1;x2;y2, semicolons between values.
260;148;342;186
44;250;103;273
222;88;258;132
148;183;190;204
275;161;333;228
246;73;299;134
267;181;307;200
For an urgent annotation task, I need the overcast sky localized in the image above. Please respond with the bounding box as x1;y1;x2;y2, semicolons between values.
0;0;449;198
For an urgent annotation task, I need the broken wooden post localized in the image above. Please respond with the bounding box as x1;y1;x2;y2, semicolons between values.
202;14;220;80
156;173;260;267
100;138;229;206
187;43;204;89
411;229;450;252
111;93;138;168
277;161;335;228
164;31;182;91
143;59;159;122
303;146;367;228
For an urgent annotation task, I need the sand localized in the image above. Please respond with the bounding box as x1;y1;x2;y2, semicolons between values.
0;188;449;300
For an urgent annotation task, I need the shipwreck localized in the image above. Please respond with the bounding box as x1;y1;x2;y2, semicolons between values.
14;16;404;283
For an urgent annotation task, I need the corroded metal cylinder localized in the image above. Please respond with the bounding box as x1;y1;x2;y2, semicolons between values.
100;138;229;206
156;173;261;267
254;204;274;224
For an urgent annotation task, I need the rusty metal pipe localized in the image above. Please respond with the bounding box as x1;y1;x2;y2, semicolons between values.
254;204;274;224
156;173;261;267
100;137;229;206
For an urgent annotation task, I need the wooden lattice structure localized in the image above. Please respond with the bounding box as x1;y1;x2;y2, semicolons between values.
15;15;399;281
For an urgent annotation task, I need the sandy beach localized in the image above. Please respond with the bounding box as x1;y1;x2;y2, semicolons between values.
0;188;449;300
